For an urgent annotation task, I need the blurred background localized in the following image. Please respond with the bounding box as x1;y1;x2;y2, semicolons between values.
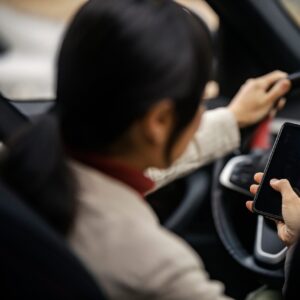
0;0;85;100
0;0;220;100
2;0;299;101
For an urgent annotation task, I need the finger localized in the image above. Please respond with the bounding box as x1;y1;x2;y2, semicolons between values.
270;179;299;201
259;71;288;89
276;221;285;233
269;108;277;119
273;219;280;225
266;79;291;103
277;221;296;246
254;172;264;184
276;222;289;244
250;184;259;195
269;98;287;118
276;98;286;111
246;201;254;212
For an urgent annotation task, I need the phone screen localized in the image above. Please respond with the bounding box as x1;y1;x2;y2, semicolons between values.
254;123;300;219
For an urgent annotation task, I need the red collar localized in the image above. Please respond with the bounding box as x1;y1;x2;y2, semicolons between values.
69;151;155;197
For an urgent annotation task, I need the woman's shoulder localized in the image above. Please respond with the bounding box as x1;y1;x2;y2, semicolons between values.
68;160;229;299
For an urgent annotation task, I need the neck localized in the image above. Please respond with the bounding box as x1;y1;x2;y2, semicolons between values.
67;146;150;172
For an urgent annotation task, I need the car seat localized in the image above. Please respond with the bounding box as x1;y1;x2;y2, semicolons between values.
0;180;108;299
0;92;28;141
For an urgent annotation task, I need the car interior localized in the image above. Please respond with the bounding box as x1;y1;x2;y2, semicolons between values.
0;178;107;299
1;0;300;299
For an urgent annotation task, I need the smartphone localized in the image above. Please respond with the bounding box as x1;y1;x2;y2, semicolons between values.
253;122;300;220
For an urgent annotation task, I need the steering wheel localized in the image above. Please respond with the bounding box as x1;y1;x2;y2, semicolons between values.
212;75;300;280
212;152;286;281
164;167;211;233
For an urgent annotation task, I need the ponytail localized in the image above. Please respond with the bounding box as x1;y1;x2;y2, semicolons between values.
0;115;78;236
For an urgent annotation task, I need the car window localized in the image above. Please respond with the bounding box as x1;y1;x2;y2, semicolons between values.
176;0;219;31
0;0;85;100
279;0;300;26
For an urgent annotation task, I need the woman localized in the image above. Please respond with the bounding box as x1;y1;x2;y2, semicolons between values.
1;0;291;299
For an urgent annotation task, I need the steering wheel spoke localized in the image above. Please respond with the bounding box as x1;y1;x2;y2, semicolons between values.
254;216;287;265
213;157;284;279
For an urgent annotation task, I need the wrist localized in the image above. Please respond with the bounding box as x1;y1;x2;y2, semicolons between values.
228;105;247;128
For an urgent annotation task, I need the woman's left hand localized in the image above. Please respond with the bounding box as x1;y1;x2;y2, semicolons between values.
247;173;300;247
228;71;291;128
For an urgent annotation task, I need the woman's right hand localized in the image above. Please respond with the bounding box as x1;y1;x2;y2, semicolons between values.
228;71;291;128
246;173;300;247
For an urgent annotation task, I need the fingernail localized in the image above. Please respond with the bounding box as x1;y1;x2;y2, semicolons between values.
270;179;278;184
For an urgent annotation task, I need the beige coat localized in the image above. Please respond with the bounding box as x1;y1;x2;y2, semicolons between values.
69;108;239;299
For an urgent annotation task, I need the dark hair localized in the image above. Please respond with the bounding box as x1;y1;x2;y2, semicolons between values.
1;0;213;235
57;0;212;158
0;116;78;236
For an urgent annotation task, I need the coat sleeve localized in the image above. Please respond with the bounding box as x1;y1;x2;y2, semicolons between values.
143;228;234;300
146;108;240;190
100;222;234;300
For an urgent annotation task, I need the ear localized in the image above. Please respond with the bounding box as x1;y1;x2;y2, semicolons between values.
140;99;175;146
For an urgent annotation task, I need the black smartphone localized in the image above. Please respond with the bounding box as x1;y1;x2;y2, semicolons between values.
253;122;300;220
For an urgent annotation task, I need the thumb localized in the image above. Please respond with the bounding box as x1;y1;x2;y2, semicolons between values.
276;221;287;242
270;179;298;202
